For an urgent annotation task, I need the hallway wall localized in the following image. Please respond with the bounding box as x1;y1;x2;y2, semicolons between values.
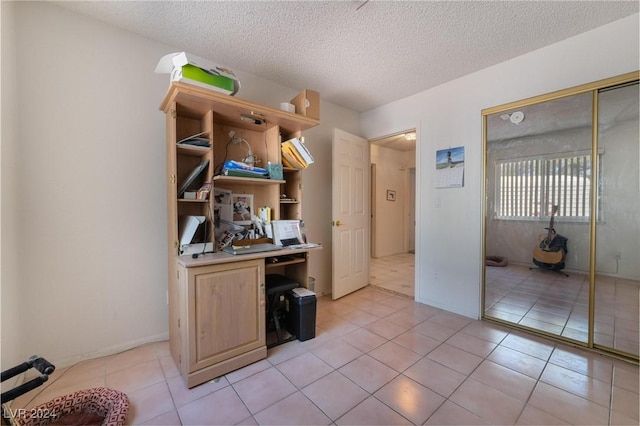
371;144;415;257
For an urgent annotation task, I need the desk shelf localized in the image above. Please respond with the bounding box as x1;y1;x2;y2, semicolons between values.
265;257;306;269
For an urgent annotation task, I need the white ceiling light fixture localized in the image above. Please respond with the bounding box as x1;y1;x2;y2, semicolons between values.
499;111;525;125
509;111;525;124
405;132;416;140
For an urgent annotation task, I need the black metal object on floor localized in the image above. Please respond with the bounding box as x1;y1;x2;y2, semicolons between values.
1;355;55;405
266;274;298;348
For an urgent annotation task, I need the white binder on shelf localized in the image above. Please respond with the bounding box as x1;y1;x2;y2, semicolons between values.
178;215;206;245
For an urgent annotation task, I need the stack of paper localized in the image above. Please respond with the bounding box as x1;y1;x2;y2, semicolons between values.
177;131;210;148
178;215;205;245
291;287;316;297
221;160;268;178
281;138;314;169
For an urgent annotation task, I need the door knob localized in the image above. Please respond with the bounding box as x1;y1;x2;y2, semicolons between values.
332;220;343;227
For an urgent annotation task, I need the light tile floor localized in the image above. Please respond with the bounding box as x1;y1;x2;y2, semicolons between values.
370;253;415;298
9;287;639;425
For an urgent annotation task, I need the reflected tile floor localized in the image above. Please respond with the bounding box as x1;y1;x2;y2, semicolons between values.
370;253;415;298
9;287;639;425
485;263;640;356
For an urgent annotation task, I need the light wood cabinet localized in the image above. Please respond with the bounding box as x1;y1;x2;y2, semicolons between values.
160;82;319;387
177;259;265;388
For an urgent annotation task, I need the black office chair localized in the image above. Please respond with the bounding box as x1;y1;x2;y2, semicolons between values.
265;274;297;348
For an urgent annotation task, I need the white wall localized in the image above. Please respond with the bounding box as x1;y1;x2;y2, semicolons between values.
3;2;359;367
361;14;639;319
1;1;23;377
11;2;171;367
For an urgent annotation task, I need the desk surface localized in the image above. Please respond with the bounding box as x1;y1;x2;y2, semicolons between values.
177;244;322;268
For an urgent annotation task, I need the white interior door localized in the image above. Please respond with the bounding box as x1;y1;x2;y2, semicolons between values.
332;128;370;299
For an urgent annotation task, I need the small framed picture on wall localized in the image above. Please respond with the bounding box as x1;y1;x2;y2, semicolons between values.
387;190;396;201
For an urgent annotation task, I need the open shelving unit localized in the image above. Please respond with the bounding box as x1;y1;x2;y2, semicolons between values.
160;82;320;388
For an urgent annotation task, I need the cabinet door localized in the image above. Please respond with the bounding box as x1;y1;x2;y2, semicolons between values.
187;259;265;372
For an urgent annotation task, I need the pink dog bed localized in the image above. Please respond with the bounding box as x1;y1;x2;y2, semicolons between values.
13;387;129;426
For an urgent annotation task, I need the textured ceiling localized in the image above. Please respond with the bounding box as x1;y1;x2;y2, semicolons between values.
53;1;638;113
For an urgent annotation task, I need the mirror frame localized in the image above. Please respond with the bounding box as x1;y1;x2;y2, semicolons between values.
481;71;640;361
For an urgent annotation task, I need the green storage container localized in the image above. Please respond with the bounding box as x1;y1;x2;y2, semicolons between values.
180;64;235;93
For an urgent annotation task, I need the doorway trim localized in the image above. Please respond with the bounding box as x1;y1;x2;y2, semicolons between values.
370;163;377;258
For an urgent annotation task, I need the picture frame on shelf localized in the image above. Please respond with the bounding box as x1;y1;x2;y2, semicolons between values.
231;193;254;225
214;187;233;226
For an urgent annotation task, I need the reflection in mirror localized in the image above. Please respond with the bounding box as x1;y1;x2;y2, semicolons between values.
595;82;639;357
484;92;594;342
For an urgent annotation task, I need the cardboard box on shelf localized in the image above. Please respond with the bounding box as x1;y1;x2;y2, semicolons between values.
290;89;319;120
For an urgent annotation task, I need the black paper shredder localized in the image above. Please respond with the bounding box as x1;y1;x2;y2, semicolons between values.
286;289;317;341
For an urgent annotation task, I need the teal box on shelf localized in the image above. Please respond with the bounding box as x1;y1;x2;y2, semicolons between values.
267;163;283;180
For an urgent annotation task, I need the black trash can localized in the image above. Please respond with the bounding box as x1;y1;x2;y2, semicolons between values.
285;289;317;341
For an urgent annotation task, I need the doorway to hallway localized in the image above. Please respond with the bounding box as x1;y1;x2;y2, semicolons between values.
369;252;415;297
369;130;417;298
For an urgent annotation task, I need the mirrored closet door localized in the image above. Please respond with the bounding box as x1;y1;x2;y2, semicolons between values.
594;82;639;355
482;72;639;360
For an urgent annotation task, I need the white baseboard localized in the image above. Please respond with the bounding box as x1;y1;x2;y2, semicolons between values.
415;296;480;320
53;332;169;370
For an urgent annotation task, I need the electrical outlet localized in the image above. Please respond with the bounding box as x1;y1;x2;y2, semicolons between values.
615;252;622;261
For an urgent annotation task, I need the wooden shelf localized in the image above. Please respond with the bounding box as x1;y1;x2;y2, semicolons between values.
160;82;319;133
177;144;211;156
213;175;285;185
265;257;306;269
178;198;209;203
280;199;299;204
